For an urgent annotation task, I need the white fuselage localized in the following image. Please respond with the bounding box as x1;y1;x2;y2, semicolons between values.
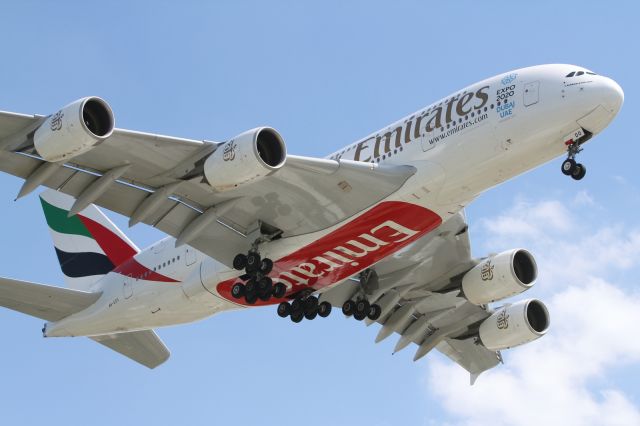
45;64;623;338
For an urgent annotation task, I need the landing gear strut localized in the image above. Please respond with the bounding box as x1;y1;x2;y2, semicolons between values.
562;137;587;181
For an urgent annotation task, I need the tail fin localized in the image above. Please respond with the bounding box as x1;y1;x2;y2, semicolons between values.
39;190;139;290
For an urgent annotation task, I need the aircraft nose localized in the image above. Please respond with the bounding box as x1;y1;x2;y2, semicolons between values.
575;76;624;134
600;76;624;115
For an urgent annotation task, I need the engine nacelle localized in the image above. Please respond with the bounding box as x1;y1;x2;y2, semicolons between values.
34;97;114;162
461;249;537;305
203;127;286;191
479;298;550;350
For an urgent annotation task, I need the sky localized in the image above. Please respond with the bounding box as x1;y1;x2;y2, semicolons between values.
0;1;639;425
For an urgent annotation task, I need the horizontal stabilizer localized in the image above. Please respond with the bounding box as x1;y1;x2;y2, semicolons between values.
91;330;170;369
0;276;100;322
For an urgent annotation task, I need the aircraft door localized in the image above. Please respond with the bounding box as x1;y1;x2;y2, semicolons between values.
523;81;540;106
123;275;133;299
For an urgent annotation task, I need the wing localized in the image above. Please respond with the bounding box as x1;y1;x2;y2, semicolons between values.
0;276;101;322
320;211;501;382
90;330;170;369
0;110;415;266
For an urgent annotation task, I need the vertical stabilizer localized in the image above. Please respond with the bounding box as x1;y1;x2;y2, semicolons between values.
39;189;139;290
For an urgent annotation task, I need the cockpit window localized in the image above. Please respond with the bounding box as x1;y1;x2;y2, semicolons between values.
566;70;597;78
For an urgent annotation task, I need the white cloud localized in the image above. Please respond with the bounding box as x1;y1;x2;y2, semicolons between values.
425;197;640;426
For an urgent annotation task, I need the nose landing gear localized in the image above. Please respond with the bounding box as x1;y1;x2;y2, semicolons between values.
561;131;590;181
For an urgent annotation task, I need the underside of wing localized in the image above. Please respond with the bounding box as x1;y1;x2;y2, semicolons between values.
0;109;417;266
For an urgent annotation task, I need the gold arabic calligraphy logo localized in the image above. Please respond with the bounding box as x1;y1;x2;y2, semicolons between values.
223;140;236;162
496;309;509;330
480;259;494;281
50;110;64;131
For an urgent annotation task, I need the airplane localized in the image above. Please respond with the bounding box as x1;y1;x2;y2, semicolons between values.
0;64;623;383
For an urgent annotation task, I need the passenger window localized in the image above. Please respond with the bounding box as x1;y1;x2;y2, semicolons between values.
566;72;575;77
576;71;584;76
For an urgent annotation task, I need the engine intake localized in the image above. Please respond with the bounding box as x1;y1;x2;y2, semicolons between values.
34;97;114;162
203;127;286;191
479;298;550;351
462;249;537;305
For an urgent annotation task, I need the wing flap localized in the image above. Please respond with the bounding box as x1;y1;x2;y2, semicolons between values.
90;330;170;369
0;276;101;322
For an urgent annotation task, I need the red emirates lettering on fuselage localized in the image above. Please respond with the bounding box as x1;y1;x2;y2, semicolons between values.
216;201;442;305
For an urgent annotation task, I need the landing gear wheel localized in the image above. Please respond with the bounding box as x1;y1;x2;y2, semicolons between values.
291;299;305;316
318;301;332;318
245;292;258;305
244;279;257;296
246;252;261;273
571;163;586;180
257;276;273;294
233;254;247;270
561;158;576;176
304;309;318;320
277;302;291;318
354;300;370;321
304;296;319;313
231;282;245;299
342;300;356;316
258;291;271;302
259;258;273;274
368;304;382;321
290;311;304;323
272;282;287;298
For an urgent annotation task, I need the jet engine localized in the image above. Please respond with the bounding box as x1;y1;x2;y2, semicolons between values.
461;249;537;305
34;97;114;162
203;127;286;191
478;298;550;350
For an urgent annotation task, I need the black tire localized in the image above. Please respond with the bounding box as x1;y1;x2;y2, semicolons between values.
291;312;304;323
355;300;370;316
272;282;287;298
342;300;356;316
304;296;319;313
571;163;586;180
258;291;271;302
246;252;261;273
231;282;245;299
353;310;367;321
245;292;258;305
260;258;273;274
257;276;273;293
233;253;247;270
318;301;332;318
291;298;304;314
561;158;576;176
244;279;257;295
305;309;318;320
368;304;382;321
277;302;291;318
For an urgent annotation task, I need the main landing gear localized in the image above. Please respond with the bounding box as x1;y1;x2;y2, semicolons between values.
561;139;587;181
277;295;333;323
230;251;287;305
341;298;382;321
341;268;382;321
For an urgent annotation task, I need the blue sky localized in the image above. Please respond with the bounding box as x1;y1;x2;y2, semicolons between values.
0;2;639;425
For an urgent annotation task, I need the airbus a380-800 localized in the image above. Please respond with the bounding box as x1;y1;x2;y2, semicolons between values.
0;64;623;383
